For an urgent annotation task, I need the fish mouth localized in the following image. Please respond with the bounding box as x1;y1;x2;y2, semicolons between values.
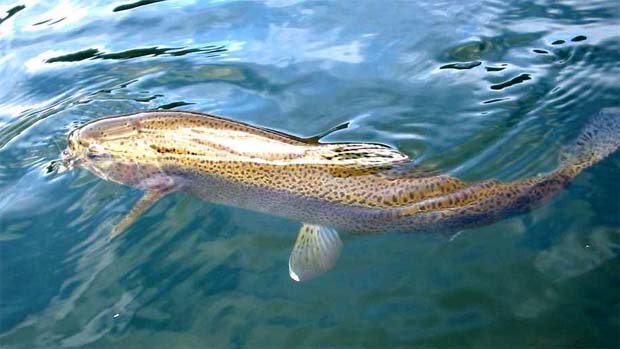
60;147;81;169
43;128;85;176
63;129;84;168
57;144;113;180
61;127;101;170
62;126;119;181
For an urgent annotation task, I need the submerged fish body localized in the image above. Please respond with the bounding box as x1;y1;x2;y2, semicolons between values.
65;109;620;281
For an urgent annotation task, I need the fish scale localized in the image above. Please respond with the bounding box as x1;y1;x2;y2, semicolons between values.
64;108;620;281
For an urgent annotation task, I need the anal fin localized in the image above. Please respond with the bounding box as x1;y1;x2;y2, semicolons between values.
288;223;343;282
109;191;165;240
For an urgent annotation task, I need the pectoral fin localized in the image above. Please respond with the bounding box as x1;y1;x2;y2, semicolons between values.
288;224;343;282
109;191;165;240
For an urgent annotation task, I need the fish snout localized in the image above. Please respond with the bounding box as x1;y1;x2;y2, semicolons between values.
66;127;100;156
65;128;85;159
67;116;141;157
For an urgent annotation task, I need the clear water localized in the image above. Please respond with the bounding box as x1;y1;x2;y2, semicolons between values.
1;1;619;348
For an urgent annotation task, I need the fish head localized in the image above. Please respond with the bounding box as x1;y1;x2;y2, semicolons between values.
65;114;162;186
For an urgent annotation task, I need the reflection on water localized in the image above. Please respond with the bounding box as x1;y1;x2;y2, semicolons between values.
0;5;25;25
112;0;166;13
0;0;618;348
45;45;227;63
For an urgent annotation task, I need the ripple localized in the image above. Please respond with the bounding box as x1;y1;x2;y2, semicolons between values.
485;64;507;72
32;19;52;26
571;35;587;42
45;48;99;63
489;73;532;90
156;101;195;110
45;45;227;63
482;97;509;104
439;61;482;70
0;4;25;25
113;0;167;13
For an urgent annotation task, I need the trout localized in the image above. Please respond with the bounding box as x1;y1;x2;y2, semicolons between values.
64;109;620;281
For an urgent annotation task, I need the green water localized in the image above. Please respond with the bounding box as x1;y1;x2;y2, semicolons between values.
1;1;619;348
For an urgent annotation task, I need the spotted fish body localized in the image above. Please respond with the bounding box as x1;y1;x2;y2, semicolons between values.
65;109;620;281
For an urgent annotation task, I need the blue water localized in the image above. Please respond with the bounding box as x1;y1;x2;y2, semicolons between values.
1;1;619;348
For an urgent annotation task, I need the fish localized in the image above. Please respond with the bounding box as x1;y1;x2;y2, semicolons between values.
63;108;620;281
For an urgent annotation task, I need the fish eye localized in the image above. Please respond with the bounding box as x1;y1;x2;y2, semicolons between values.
86;144;111;160
86;151;113;161
88;144;105;153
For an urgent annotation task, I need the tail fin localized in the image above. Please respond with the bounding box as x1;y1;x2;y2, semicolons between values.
560;108;620;176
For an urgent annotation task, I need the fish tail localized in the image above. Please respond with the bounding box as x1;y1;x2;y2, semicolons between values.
558;107;620;178
397;108;620;233
520;108;620;210
512;107;620;212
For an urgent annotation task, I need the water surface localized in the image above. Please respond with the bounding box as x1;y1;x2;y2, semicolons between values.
0;0;619;348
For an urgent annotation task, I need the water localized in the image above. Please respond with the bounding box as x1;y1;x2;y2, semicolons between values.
1;0;619;348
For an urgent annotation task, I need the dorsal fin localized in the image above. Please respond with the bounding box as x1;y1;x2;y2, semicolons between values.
307;143;409;168
299;122;351;144
377;161;442;179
